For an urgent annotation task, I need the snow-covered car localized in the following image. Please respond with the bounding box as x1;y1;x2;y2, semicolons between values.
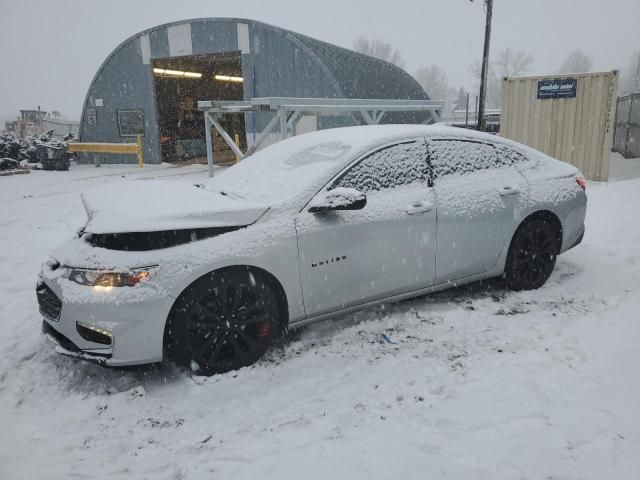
38;125;587;375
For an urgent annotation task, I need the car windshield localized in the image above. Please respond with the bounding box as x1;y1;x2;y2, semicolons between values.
204;139;351;205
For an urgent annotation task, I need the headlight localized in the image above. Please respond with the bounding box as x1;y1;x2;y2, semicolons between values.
66;266;157;288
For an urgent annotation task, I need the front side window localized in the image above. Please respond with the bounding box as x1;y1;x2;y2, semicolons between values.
332;139;429;193
494;144;529;166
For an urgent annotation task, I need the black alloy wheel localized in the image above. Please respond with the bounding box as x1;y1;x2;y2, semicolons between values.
166;269;281;375
504;219;559;291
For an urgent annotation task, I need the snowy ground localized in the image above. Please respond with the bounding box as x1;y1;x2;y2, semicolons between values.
1;158;639;479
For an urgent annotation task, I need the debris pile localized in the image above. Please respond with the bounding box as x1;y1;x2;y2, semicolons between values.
0;130;75;172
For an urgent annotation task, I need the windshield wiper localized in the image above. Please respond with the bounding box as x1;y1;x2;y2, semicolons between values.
218;189;245;201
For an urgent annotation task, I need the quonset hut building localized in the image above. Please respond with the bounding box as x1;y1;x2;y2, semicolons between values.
79;18;434;164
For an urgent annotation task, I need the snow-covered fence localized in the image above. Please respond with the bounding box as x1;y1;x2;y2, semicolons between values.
613;93;640;159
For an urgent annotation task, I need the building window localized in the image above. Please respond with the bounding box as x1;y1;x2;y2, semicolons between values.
117;110;145;137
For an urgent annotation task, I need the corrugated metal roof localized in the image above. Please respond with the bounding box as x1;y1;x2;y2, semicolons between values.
79;18;435;164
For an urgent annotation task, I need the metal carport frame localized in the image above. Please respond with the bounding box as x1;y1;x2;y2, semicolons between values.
198;97;444;177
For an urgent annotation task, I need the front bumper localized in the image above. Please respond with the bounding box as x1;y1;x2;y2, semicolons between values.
38;277;175;367
42;320;110;365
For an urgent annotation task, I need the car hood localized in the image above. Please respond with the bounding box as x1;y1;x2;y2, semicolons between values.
81;180;269;234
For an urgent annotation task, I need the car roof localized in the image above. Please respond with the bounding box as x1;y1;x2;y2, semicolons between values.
273;124;517;160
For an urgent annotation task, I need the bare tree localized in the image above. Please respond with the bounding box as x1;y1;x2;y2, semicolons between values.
414;65;456;115
469;48;535;109
414;66;451;100
559;49;593;74
453;87;470;111
353;36;405;69
620;51;640;95
469;61;500;109
495;48;534;77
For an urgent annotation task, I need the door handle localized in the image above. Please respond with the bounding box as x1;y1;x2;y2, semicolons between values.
407;202;434;215
499;185;520;196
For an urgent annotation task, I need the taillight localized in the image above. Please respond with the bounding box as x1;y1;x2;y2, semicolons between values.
576;176;586;191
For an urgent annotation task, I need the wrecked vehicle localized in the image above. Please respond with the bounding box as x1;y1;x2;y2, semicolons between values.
38;125;587;375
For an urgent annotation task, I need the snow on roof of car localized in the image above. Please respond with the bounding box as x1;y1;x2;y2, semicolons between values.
243;124;508;156
203;125;513;206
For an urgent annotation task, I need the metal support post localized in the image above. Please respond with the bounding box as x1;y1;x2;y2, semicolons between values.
244;114;281;157
360;110;375;125
198;97;445;162
286;111;302;136
209;115;245;160
205;113;214;178
279;109;288;139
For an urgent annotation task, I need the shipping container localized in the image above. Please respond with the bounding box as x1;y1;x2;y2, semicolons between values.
501;71;619;181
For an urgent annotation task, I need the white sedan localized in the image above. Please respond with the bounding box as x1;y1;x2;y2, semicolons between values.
38;125;587;375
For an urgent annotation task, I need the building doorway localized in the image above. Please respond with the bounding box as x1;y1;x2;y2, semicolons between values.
152;52;246;164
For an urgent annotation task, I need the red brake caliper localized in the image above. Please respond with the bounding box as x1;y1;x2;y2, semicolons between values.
257;321;270;337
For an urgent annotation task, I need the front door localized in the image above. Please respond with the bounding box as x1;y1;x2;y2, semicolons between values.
296;139;437;318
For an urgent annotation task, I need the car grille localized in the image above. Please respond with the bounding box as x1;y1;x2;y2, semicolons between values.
37;283;62;320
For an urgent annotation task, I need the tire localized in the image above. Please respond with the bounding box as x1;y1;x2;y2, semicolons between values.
504;218;559;291
165;269;281;376
55;157;70;171
41;159;55;171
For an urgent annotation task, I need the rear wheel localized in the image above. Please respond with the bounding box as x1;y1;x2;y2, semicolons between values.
504;218;559;291
166;269;280;376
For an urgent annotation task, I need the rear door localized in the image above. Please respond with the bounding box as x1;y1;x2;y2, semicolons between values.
296;138;437;318
428;138;529;283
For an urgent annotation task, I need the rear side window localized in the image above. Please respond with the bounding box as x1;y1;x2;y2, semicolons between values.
333;139;430;193
428;139;527;178
495;144;529;166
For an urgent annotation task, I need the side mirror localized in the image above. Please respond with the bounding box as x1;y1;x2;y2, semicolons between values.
308;187;367;214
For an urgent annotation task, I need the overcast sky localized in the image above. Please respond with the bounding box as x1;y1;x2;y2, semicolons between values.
1;0;638;120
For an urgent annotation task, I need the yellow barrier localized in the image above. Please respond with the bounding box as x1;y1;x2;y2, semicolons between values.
67;135;144;167
234;133;241;163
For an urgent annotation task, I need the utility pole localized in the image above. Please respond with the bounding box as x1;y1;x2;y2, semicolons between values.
465;92;470;127
472;0;493;131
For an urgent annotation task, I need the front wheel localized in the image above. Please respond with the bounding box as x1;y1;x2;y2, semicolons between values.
504;219;559;291
165;269;281;376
